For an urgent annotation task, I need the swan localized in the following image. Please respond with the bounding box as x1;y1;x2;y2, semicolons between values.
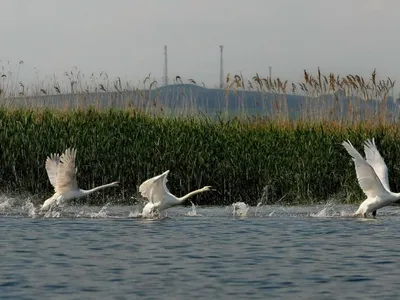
139;170;214;218
342;138;400;218
40;148;119;212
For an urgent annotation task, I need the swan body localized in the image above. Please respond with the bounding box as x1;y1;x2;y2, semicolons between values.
342;138;400;218
139;170;213;218
41;148;119;212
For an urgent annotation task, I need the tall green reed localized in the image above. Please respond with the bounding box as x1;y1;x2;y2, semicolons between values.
0;107;400;206
0;63;399;206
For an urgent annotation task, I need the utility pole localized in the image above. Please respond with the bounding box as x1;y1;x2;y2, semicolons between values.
220;45;224;89
164;45;168;86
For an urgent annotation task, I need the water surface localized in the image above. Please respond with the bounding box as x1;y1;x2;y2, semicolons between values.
1;199;400;299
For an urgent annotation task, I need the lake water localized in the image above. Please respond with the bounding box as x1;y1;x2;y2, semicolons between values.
1;197;400;300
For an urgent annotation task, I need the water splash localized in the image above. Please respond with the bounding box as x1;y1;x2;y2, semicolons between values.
0;198;13;212
186;201;202;217
42;207;61;218
22;200;37;218
137;205;163;220
254;202;262;217
232;202;249;218
76;207;93;218
339;210;355;217
310;206;334;218
89;203;110;218
141;212;166;220
75;209;86;218
128;209;142;218
309;200;353;218
75;203;113;218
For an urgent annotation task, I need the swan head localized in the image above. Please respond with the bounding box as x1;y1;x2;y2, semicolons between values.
109;181;119;187
201;186;216;192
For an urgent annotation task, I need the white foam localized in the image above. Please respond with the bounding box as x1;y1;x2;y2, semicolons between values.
22;200;37;218
186;201;202;217
0;198;13;212
232;201;249;218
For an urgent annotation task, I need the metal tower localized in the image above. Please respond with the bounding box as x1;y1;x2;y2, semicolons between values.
219;45;224;89
164;45;168;86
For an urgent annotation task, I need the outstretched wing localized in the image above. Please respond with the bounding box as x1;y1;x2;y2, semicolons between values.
342;140;389;198
54;148;78;194
45;152;61;190
139;170;170;204
363;138;390;192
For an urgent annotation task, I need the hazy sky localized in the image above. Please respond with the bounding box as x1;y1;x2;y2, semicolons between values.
1;0;400;92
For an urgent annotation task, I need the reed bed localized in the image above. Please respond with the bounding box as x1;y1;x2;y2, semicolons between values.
1;63;398;124
0;63;399;206
0;107;399;206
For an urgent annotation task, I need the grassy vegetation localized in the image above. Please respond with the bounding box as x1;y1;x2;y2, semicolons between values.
1;63;397;122
0;63;399;206
0;107;399;206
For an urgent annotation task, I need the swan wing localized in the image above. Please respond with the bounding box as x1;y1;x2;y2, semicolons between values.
363;138;390;192
55;148;78;194
139;170;170;204
45;152;61;190
342;140;389;198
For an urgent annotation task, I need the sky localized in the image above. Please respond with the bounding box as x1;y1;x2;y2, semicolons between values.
1;0;400;94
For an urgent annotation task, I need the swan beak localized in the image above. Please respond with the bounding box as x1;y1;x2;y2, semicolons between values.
208;186;217;192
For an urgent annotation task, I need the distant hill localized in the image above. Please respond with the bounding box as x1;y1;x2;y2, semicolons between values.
2;84;400;121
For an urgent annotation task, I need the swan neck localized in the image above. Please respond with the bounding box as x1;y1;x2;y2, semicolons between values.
81;182;116;195
178;188;205;202
392;192;400;201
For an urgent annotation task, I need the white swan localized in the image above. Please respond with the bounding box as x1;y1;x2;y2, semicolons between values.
41;148;119;212
342;138;399;218
139;170;213;218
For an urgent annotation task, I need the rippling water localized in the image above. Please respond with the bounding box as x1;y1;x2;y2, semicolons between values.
2;197;400;299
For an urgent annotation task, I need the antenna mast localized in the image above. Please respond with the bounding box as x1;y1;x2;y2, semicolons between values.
164;45;168;86
219;45;224;89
